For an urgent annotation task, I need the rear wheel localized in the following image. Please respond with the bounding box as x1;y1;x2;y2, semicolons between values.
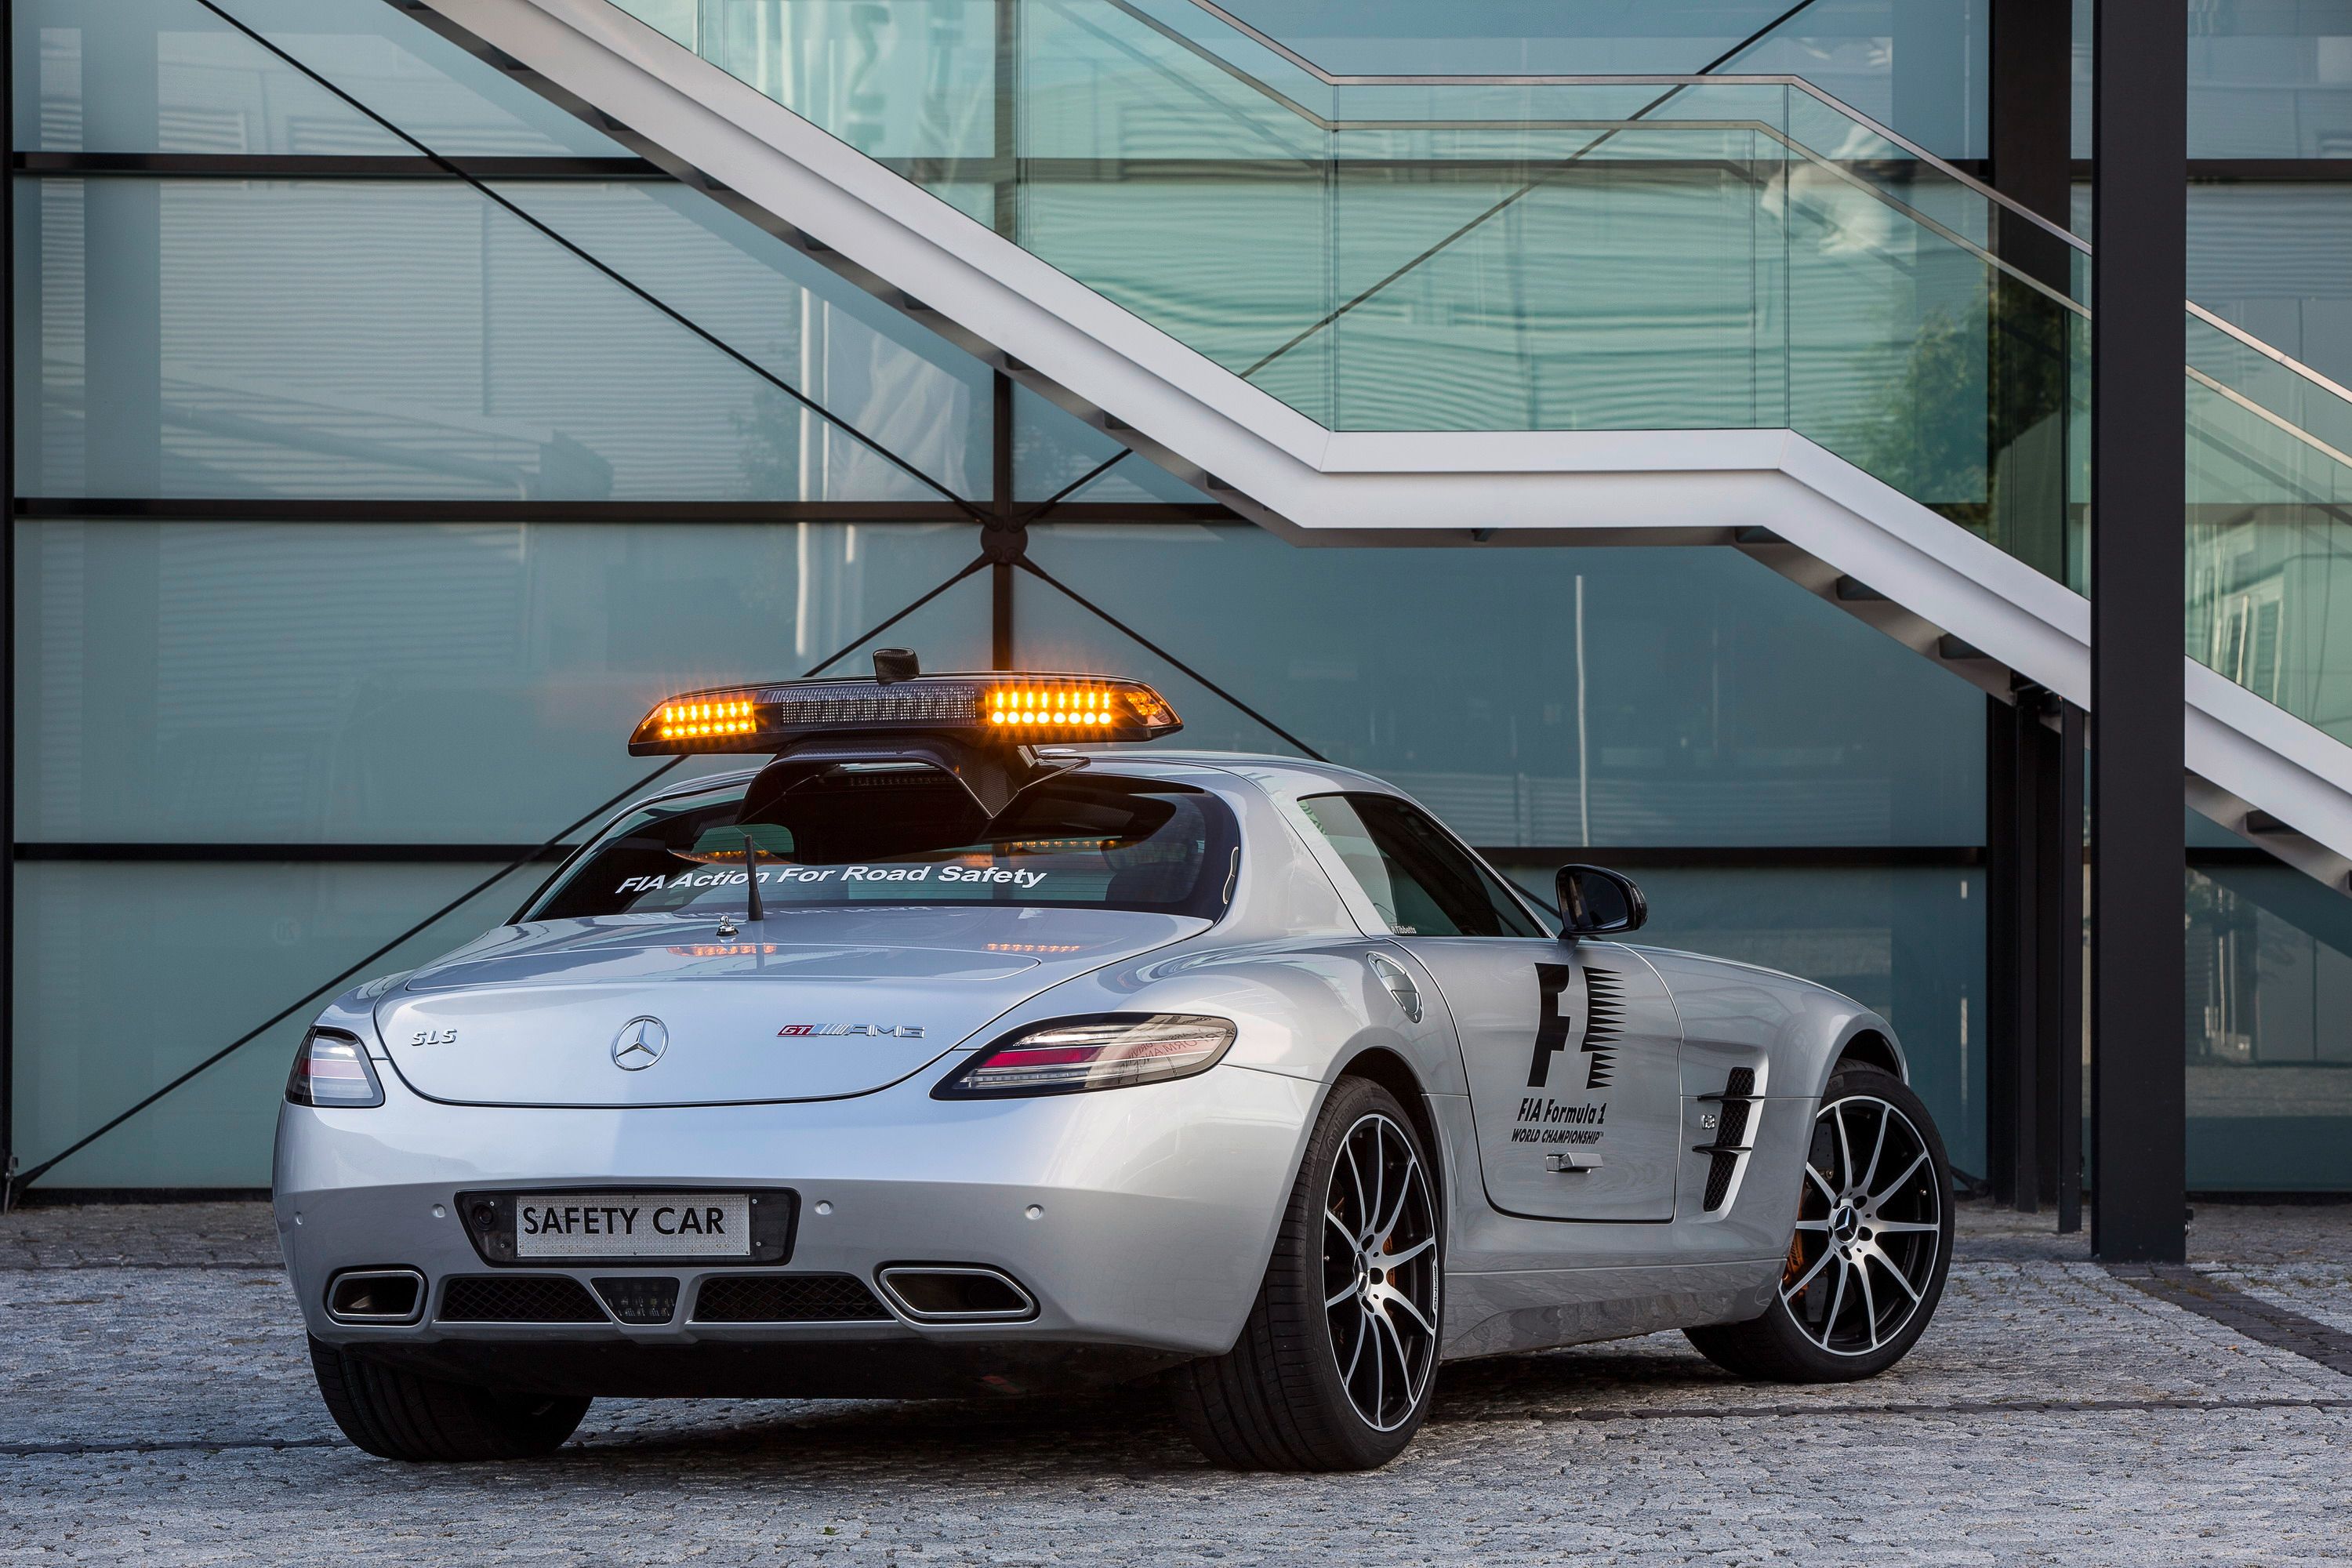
1685;1065;1951;1382
309;1335;590;1461
1172;1076;1443;1470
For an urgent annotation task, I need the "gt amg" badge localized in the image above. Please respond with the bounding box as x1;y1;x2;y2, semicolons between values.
777;1023;926;1038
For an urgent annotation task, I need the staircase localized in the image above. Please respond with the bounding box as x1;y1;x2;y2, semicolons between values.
390;0;2352;891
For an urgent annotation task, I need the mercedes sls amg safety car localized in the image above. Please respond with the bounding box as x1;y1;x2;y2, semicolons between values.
277;653;1952;1469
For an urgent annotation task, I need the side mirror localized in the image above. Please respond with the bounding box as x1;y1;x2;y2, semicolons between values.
1555;864;1647;936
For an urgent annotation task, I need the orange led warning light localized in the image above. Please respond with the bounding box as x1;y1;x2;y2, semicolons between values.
627;670;1181;756
985;681;1178;741
653;695;760;742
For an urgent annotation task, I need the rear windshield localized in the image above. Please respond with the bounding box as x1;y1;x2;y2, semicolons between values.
528;765;1238;922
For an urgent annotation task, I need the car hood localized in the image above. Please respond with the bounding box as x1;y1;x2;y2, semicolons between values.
376;905;1207;1107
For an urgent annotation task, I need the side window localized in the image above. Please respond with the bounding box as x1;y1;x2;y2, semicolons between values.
1298;793;1545;938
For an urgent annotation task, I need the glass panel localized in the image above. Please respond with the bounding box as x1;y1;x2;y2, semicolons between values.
2188;184;2352;394
1019;0;1325;162
2184;311;2352;746
2079;0;2352;160
1013;385;1214;503
1211;0;1990;159
14;858;552;1189
2187;862;2352;1191
1494;862;1989;1180
1327;132;1790;432
1018;525;1988;846
633;4;2084;576
2188;2;2352;160
13;177;987;502
1016;176;1335;423
13;520;989;842
662;0;996;162
495;179;993;497
13;0;631;157
1785;151;2079;579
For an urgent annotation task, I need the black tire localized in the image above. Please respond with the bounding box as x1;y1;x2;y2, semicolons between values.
308;1335;590;1461
1171;1076;1443;1471
1686;1064;1953;1382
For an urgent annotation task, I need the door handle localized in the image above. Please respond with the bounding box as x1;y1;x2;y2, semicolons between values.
1544;1152;1603;1174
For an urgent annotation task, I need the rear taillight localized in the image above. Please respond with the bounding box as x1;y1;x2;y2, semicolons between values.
286;1028;385;1108
934;1014;1236;1098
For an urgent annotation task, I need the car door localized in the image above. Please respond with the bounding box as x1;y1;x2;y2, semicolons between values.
1294;792;1685;1222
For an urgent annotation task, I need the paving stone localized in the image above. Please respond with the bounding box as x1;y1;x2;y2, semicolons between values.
4;1227;2350;1564
0;1200;281;1270
2206;1263;2352;1337
3;1200;2348;1563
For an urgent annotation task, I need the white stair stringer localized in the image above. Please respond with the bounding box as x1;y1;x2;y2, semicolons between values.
395;0;2352;893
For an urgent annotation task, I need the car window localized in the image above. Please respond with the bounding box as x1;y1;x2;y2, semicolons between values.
532;768;1238;921
1297;793;1545;938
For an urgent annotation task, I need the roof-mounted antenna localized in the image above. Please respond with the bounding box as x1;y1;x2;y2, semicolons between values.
873;648;920;684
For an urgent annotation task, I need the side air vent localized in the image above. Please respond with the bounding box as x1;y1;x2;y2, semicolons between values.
439;1275;608;1323
691;1273;894;1323
1700;1068;1759;1212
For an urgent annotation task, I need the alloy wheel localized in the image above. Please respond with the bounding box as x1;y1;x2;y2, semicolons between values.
1780;1094;1944;1356
1320;1112;1439;1430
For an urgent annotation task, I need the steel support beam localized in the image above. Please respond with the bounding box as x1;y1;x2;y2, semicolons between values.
1984;695;2024;1205
2057;701;2086;1233
1988;0;2073;285
1985;686;2082;1222
2089;1;2187;1261
1981;0;2082;1225
2;0;16;1208
989;0;1018;674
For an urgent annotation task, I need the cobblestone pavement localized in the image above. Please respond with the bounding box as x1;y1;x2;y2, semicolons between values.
3;1201;2349;1565
0;1200;279;1270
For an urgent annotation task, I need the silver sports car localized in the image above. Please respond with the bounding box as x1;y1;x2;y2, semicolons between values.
277;655;1952;1470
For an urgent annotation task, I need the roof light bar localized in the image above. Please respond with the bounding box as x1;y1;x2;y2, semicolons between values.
628;673;1182;755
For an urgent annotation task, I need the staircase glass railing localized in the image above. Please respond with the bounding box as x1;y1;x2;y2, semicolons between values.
2186;309;2352;746
614;0;2351;749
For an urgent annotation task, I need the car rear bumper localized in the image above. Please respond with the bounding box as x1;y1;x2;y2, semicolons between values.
274;1062;1319;1385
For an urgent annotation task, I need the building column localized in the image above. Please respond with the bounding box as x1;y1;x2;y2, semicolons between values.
1985;686;2084;1223
1982;0;2084;1225
2089;0;2187;1261
1989;0;2072;285
2;0;17;1202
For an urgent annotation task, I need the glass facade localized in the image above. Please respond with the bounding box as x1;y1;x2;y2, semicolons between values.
1200;1;1992;158
1016;526;1985;846
5;0;2350;1194
623;0;2352;758
14;176;992;503
2074;0;2352;160
13;520;989;844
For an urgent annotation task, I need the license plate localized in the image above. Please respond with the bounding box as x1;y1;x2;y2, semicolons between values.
514;1192;753;1259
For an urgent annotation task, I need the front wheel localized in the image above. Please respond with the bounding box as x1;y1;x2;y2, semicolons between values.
309;1336;590;1461
1685;1064;1952;1382
1171;1076;1443;1470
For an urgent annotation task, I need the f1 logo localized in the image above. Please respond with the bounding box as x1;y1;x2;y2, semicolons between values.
1526;964;1575;1087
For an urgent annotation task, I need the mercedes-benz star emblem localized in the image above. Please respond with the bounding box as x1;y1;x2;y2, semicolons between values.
611;1017;668;1071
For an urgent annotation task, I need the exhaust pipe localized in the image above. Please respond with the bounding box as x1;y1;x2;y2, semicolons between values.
876;1265;1037;1323
325;1268;426;1325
